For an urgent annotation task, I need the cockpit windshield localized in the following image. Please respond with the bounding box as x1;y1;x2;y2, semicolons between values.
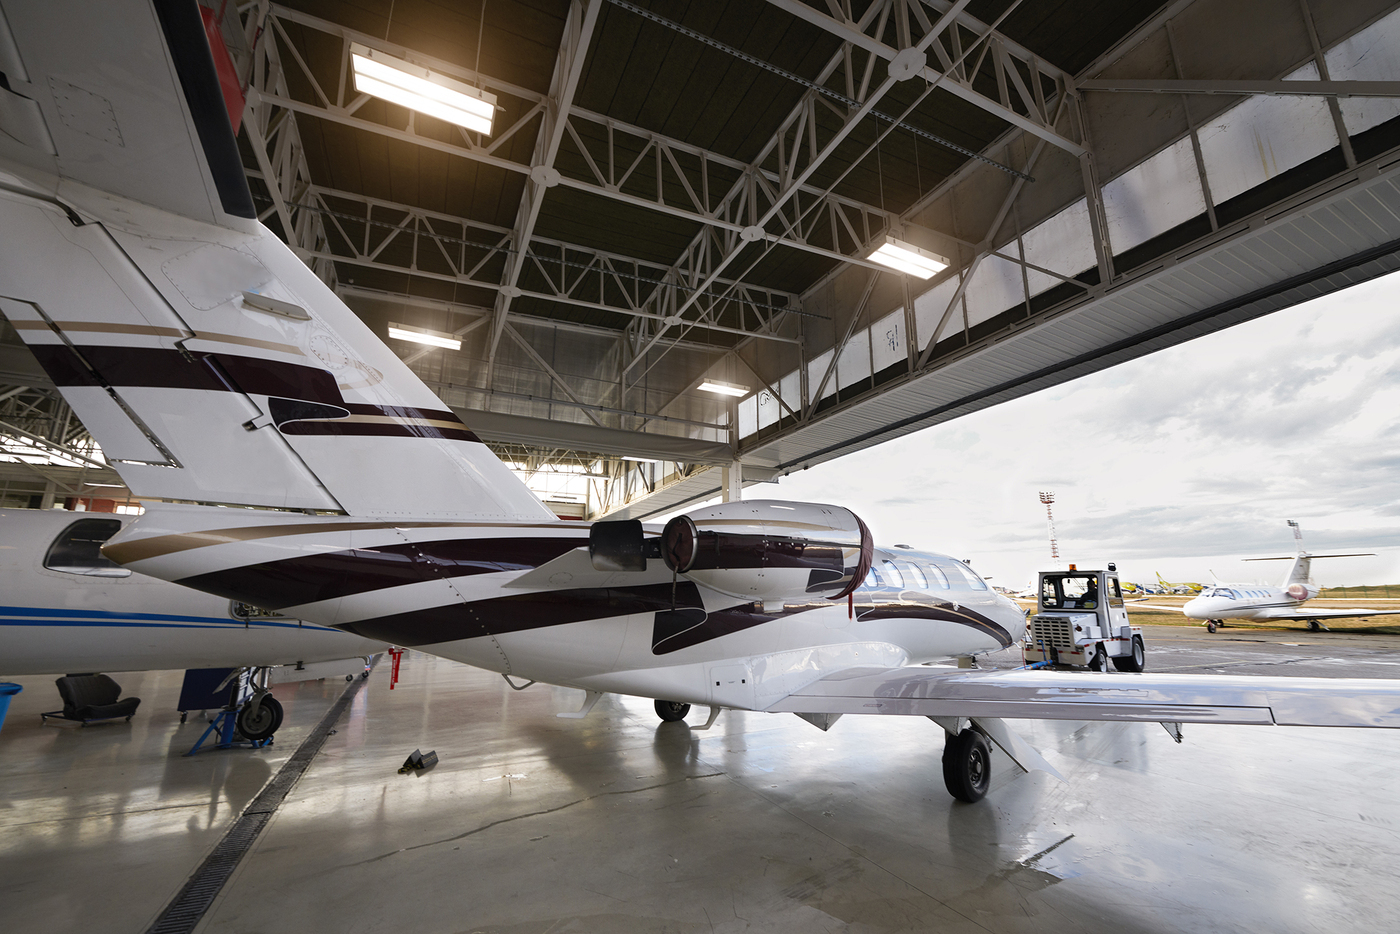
1040;574;1099;609
1205;587;1238;599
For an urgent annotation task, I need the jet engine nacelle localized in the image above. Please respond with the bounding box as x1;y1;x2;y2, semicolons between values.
1285;583;1318;601
660;500;873;603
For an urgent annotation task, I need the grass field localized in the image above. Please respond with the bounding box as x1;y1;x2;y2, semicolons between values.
1013;594;1400;634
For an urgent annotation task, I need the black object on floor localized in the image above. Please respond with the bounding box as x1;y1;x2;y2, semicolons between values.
398;749;439;773
41;674;140;725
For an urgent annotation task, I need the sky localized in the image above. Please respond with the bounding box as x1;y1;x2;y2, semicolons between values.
727;271;1400;591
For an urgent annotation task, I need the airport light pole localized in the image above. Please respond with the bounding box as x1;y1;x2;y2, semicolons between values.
1039;491;1060;568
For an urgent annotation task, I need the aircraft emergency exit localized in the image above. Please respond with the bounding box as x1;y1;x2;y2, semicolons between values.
1184;520;1400;632
1;0;1399;804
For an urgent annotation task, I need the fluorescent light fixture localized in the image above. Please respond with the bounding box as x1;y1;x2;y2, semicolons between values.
350;42;496;135
698;379;750;397
621;455;659;464
388;322;461;351
868;236;950;279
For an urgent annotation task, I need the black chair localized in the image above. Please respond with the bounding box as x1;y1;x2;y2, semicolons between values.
41;674;141;726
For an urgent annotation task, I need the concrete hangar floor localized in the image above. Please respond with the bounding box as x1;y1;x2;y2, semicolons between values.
3;628;1399;934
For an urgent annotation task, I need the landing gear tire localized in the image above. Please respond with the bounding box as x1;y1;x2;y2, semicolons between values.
1309;620;1322;632
655;700;691;722
1087;644;1107;671
1206;620;1218;633
942;729;991;803
236;694;283;741
1113;636;1146;673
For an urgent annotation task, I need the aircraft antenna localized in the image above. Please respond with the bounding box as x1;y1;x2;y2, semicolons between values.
1039;491;1060;568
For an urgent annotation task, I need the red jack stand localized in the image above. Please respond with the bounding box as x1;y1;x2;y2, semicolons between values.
388;647;404;689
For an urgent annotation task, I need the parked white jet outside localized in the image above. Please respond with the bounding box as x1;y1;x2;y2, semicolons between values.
1;2;1399;803
1184;520;1400;632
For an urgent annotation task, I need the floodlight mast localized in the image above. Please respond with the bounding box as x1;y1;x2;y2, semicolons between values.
1039;491;1060;569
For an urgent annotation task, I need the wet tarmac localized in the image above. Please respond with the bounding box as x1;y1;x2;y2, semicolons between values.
3;629;1399;933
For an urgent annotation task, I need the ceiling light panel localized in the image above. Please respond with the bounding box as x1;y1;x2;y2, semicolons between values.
350;43;496;135
868;237;951;279
698;379;750;397
388;323;462;350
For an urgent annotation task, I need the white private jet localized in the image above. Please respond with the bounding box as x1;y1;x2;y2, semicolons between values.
0;508;389;736
1184;521;1400;633
0;1;1399;803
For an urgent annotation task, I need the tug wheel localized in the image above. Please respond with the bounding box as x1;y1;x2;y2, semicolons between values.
942;728;991;803
1112;636;1146;672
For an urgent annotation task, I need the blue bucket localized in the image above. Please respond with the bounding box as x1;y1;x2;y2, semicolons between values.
0;683;22;737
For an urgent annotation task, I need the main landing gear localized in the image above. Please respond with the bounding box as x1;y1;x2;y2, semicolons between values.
655;699;691;722
942;728;991;803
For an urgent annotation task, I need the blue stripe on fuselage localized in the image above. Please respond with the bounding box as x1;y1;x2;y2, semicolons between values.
0;605;337;631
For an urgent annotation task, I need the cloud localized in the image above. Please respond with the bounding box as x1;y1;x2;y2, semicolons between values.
759;272;1400;587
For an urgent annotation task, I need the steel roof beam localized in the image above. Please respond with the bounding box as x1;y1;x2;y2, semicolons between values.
1077;79;1400;96
623;0;976;374
284;182;802;307
301;250;799;344
480;0;603;378
762;0;1086;156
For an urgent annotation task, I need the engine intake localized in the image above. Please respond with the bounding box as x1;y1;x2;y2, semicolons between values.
662;500;873;601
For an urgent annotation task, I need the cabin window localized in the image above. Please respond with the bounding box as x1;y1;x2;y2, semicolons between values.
943;561;989;591
44;518;130;578
881;560;904;589
904;563;927;589
925;564;950;589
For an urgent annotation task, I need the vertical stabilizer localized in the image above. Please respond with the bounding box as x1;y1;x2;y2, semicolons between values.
1284;520;1311;586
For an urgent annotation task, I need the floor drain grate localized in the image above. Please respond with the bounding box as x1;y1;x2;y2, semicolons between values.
143;665;375;934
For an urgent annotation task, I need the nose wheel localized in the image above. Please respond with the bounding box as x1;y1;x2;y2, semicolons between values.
235;693;283;741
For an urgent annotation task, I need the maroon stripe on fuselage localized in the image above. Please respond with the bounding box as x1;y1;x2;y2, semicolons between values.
175;537;583;610
337;582;704;646
329;584;1011;653
856;597;1014;647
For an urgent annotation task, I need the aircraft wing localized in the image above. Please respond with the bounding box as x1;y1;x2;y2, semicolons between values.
1128;603;1185;612
1254;606;1400;621
764;666;1400;728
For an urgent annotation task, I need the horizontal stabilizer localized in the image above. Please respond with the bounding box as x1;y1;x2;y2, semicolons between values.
0;181;552;521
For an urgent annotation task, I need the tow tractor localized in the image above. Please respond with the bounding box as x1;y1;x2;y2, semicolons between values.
1023;563;1145;671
